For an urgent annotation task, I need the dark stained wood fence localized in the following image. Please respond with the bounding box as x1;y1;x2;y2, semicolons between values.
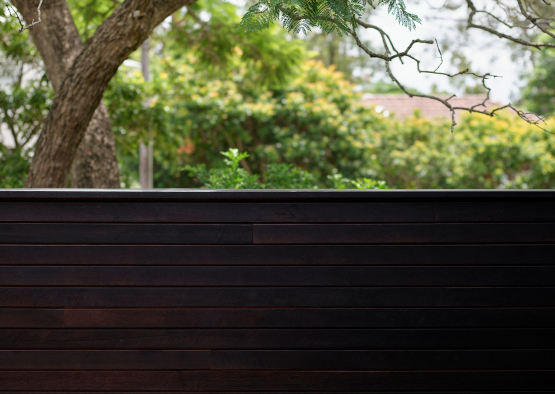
0;189;554;393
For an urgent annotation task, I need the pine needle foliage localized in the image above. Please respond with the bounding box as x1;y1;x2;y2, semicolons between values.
238;0;421;35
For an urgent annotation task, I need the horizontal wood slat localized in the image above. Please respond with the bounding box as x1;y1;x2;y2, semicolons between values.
0;202;433;223
0;224;252;244
2;308;551;328
254;224;555;244
0;392;549;394
2;328;553;349
1;266;554;286
211;350;555;370
0;350;211;370
1;350;553;370
0;393;548;394
3;245;554;265
5;201;554;223
1;189;554;200
0;287;553;307
434;202;555;222
1;371;554;391
0;309;63;328
1;191;553;393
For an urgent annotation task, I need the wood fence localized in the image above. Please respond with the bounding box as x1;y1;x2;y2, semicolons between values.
0;189;554;393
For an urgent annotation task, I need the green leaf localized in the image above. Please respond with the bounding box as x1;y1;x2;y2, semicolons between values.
238;0;420;35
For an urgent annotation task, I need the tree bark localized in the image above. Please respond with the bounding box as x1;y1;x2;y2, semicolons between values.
24;0;196;188
13;0;120;188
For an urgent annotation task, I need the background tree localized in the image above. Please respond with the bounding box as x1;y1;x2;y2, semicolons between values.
5;0;197;187
5;0;120;187
238;0;554;130
522;39;555;116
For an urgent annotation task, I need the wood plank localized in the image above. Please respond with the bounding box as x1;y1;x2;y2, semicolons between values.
0;309;63;328
1;287;552;307
0;188;554;200
2;328;553;349
0;392;548;394
0;350;210;370
435;202;555;222
0;224;252;245
0;371;553;391
0;202;433;223
0;350;552;370
254;223;555;244
2;266;554;286
2;245;554;265
211;350;555;370
61;308;555;328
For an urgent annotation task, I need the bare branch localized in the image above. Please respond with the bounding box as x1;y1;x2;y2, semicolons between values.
6;0;43;32
352;12;549;133
516;0;555;40
465;0;555;49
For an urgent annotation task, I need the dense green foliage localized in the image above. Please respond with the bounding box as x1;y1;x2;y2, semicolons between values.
0;146;30;187
1;0;554;190
105;56;385;188
367;112;555;189
521;42;555;117
0;4;51;187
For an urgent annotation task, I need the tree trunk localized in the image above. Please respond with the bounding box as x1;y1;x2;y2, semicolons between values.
13;0;120;188
23;0;195;188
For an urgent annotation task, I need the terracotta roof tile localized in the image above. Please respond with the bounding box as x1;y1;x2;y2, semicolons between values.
361;94;501;120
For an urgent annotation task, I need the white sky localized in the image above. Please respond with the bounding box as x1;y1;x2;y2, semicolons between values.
359;1;528;102
229;0;529;102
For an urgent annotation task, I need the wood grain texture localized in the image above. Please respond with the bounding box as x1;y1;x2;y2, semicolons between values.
0;189;554;200
434;202;555;222
210;350;555;370
0;350;211;370
0;224;252;244
0;392;549;394
2;328;553;349
0;287;551;307
0;309;64;328
2;266;553;286
60;308;555;328
0;202;433;223
254;223;555;244
0;371;553;391
1;350;553;370
3;245;554;265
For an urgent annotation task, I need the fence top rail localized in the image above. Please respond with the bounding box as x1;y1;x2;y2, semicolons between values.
0;189;554;202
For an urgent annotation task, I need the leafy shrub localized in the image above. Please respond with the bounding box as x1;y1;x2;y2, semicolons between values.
366;111;555;189
0;147;30;188
185;148;387;189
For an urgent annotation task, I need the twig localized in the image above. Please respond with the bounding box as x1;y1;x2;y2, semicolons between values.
6;0;43;32
352;13;549;133
465;0;555;49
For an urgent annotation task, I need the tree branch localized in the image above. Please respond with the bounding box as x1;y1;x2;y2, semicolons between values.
516;0;555;40
465;0;555;49
25;0;197;187
353;11;550;132
6;0;43;32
